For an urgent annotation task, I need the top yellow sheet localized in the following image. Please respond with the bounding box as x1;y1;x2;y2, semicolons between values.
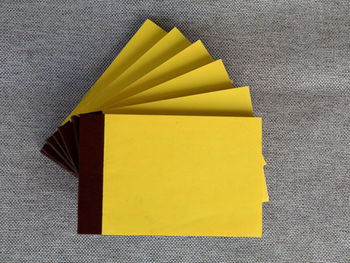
102;114;263;236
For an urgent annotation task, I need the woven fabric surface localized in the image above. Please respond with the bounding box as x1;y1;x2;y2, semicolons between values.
1;1;349;262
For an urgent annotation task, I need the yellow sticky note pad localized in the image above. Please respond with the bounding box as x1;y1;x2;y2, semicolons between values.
102;114;263;236
43;19;269;237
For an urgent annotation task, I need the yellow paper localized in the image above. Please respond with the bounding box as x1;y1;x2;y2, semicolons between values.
112;59;233;107
102;114;263;236
62;19;167;124
106;86;268;202
88;27;191;109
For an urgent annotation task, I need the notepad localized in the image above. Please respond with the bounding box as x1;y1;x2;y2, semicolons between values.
77;114;263;237
40;19;268;237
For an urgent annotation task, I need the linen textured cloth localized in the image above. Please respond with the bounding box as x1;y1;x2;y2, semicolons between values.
1;1;349;262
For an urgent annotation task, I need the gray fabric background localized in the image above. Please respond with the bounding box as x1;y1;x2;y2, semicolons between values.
1;1;349;262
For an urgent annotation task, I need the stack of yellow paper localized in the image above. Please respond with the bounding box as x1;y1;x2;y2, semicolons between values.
40;19;268;237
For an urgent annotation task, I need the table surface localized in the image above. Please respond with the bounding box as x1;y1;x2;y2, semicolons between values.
1;1;349;262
